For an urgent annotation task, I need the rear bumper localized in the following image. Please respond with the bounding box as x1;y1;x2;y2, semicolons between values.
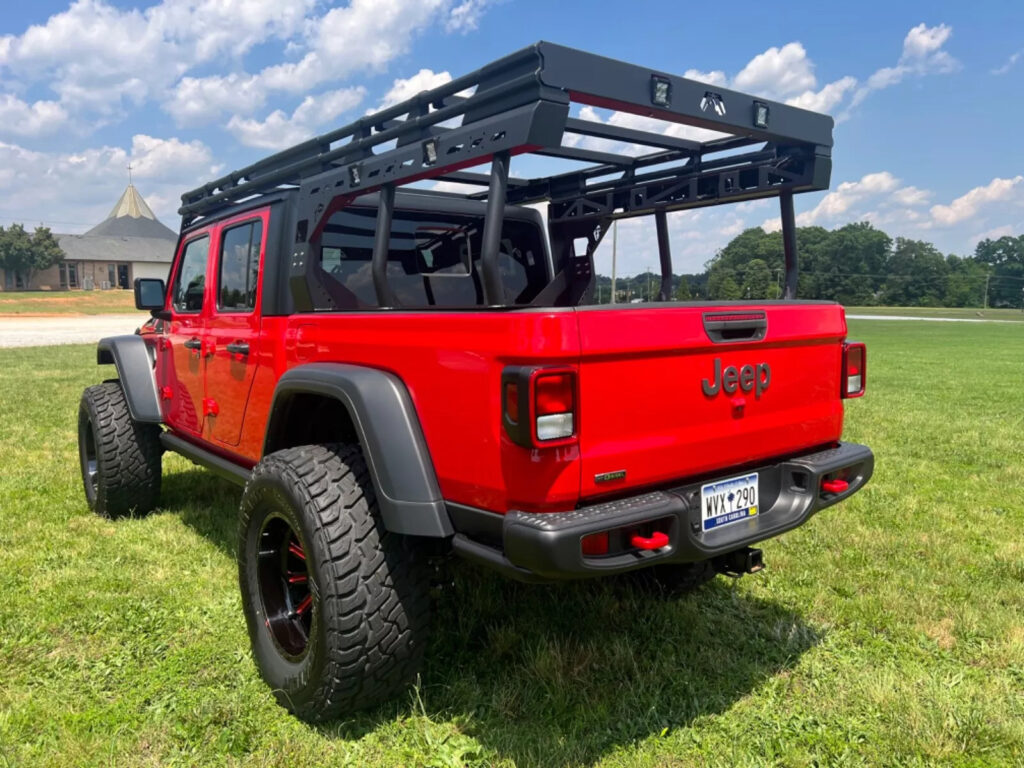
450;442;873;582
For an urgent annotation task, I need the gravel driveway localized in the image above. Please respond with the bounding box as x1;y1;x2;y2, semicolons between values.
0;314;149;348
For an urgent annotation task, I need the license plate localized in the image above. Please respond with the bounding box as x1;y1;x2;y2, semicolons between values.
700;472;759;531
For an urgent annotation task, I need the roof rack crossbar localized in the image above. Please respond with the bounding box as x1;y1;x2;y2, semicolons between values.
563;117;701;153
533;145;636;167
434;171;528;187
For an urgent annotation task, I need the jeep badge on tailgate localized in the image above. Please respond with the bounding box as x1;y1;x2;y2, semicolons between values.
701;359;771;399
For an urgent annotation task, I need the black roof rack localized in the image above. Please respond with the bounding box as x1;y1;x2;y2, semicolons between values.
180;42;833;307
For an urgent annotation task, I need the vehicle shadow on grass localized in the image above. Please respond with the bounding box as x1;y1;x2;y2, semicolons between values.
419;563;819;767
321;561;821;768
161;467;241;556
161;468;820;768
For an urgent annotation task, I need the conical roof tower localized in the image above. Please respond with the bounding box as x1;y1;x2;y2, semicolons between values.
84;185;177;240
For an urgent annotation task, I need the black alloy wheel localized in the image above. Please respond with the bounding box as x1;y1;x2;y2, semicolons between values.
256;515;315;660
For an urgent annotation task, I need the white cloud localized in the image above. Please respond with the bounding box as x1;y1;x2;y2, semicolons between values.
683;68;728;87
761;171;912;232
148;0;315;62
800;171;901;224
992;50;1021;76
929;176;1024;227
849;23;959;109
969;224;1015;245
755;171;1023;259
377;69;453;110
786;76;857;113
0;0;315;118
0;134;217;229
446;0;496;32
124;134;215;179
0;0;485;133
890;186;931;207
167;0;449;125
165;73;266;126
902;22;956;62
733;42;817;98
255;0;447;92
227;86;366;150
430;179;478;194
0;94;68;136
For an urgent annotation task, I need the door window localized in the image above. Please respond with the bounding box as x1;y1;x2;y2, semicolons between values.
217;221;263;312
171;236;210;312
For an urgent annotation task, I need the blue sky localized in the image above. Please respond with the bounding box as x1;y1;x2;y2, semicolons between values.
0;0;1021;275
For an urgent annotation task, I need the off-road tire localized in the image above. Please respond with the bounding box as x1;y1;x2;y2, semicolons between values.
633;560;718;596
77;381;162;518
238;443;431;721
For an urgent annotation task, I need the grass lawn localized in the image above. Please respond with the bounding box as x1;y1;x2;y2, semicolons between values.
0;290;138;315
1;321;1022;767
845;305;1024;322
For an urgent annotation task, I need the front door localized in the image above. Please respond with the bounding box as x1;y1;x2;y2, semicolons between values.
203;213;267;447
161;233;212;436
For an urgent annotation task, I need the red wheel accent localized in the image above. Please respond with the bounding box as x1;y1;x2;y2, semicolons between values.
256;517;314;659
630;531;669;550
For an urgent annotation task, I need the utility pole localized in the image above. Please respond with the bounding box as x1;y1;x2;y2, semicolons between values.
984;271;992;309
610;220;618;304
647;266;652;302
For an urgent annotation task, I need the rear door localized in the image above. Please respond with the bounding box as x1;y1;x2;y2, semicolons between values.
575;302;847;500
162;233;214;436
203;211;267;447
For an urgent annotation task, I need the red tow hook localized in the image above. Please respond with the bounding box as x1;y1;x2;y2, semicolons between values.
630;531;669;550
822;478;849;494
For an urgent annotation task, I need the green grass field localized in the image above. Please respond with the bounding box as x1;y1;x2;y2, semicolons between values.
845;306;1024;322
1;321;1022;767
0;290;137;315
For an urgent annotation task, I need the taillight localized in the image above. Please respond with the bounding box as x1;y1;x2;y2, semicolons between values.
504;382;520;424
842;342;866;398
501;366;578;448
534;373;575;441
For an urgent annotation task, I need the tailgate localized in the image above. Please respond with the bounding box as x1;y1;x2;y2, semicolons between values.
575;303;847;500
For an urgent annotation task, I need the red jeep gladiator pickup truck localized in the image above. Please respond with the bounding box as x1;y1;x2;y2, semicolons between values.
77;42;872;721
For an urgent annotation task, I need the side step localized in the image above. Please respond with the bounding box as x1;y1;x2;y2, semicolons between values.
160;432;251;487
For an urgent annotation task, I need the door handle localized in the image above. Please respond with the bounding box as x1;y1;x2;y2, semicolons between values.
183;337;202;350
225;342;250;356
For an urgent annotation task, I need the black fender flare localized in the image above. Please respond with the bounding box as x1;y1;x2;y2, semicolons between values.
96;335;162;423
263;363;453;538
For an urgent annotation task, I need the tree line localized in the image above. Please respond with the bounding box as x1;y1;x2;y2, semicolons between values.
595;223;1024;308
0;225;65;288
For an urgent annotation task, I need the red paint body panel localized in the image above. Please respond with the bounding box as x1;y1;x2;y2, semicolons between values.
574;303;847;501
238;310;584;513
154;205;853;517
159;209;269;455
228;303;846;515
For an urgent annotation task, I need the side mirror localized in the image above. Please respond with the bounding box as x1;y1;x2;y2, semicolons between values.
134;277;166;312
